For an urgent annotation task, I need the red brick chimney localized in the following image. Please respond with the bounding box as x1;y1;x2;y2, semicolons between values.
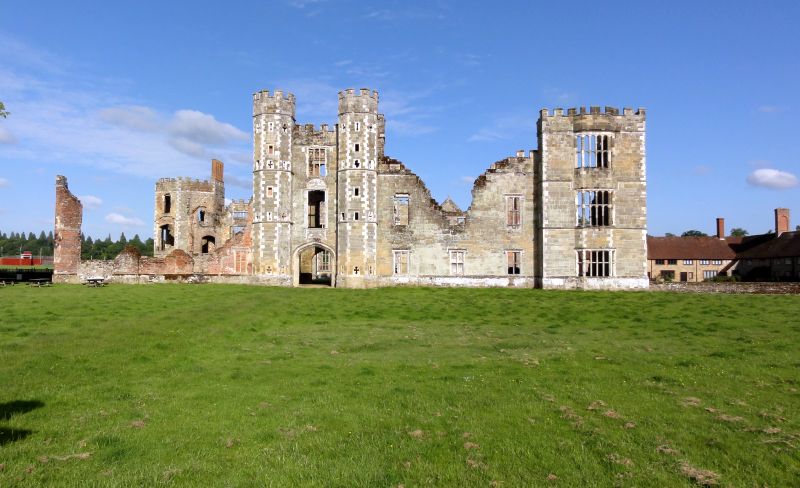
211;159;224;183
775;208;790;236
716;217;725;239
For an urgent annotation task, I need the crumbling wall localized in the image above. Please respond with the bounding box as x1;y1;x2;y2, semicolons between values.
53;175;83;283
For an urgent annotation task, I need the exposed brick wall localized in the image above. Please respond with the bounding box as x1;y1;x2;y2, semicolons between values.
53;175;83;280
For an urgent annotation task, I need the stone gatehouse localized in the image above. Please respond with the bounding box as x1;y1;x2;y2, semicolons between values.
55;88;648;289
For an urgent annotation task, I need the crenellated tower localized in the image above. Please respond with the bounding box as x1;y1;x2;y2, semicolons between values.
252;90;296;276
336;88;383;286
536;106;647;289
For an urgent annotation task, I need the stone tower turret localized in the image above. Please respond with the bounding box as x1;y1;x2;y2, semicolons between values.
252;90;296;276
536;106;647;289
337;88;382;286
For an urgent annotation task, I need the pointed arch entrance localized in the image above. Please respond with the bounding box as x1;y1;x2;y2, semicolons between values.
293;242;336;287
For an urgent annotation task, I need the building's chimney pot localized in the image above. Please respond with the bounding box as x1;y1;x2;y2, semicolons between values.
716;217;725;239
775;208;790;236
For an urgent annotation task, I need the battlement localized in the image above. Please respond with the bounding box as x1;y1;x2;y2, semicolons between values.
227;198;251;207
539;106;645;118
295;123;336;134
253;89;296;117
155;177;216;191
338;87;379;114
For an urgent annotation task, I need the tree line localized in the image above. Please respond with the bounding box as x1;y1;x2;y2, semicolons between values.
0;230;154;260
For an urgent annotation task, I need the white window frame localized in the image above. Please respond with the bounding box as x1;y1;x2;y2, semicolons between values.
308;147;326;177
449;250;465;275
683;259;693;265
577;249;614;277
703;270;717;279
393;250;410;275
505;195;522;229
393;194;410;225
575;133;612;168
506;250;521;275
576;190;613;227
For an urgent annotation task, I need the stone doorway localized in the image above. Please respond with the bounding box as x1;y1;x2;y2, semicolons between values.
294;244;335;287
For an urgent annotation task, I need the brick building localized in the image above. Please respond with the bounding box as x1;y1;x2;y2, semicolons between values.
55;87;649;288
647;210;799;282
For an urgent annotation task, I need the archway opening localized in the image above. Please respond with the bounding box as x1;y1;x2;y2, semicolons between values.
297;245;332;286
201;235;215;254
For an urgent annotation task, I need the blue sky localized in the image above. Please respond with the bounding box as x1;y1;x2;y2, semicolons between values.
1;0;798;240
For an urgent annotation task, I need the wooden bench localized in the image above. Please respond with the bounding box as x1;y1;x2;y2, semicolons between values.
84;278;107;287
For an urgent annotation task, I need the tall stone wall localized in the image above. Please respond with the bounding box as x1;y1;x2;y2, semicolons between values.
53;175;83;282
538;107;648;289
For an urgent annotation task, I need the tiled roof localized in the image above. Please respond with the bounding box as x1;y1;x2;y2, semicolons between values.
647;236;736;260
737;231;800;259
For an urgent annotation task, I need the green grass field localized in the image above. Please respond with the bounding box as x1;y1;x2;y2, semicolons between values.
1;285;798;486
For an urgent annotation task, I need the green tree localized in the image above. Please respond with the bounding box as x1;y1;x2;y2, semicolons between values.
681;230;707;237
730;228;748;237
0;101;8;118
665;232;676;237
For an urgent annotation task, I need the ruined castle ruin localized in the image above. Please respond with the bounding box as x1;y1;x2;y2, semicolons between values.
54;88;648;289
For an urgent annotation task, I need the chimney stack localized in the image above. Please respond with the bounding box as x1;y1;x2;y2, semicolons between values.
775;208;790;236
211;159;224;183
716;217;725;239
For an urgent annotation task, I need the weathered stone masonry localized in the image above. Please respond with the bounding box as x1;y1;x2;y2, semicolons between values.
53;88;648;289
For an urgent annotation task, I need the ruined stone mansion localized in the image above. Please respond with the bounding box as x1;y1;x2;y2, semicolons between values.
54;88;648;289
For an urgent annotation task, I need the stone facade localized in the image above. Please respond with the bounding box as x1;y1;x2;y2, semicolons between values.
54;88;649;289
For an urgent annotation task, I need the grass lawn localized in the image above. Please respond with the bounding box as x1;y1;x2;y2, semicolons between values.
1;285;798;486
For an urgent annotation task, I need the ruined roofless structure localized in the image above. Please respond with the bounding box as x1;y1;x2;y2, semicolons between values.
54;88;648;289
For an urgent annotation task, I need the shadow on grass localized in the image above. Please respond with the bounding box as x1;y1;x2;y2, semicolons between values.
0;427;34;445
0;400;44;445
0;400;44;420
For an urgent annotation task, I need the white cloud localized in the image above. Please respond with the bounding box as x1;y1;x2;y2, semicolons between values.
459;176;475;185
105;213;145;226
225;174;252;190
99;105;161;132
0;177;8;187
78;195;103;210
0;127;16;144
746;168;799;189
169;110;248;145
468;114;535;142
757;105;785;113
286;0;325;7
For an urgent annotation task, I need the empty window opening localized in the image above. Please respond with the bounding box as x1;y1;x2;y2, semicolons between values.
198;208;206;223
575;133;612;168
353;266;359;275
201;235;216;254
233;211;247;220
298;246;332;286
354;143;360;152
506;195;522;228
393;250;409;275
354;211;359;221
393;194;410;225
159;224;174;251
576;190;612;227
354;160;360;168
341;212;346;220
355;121;361;131
354;187;360;197
450;250;465;275
267;187;274;198
163;194;171;214
309;148;326;177
506;250;521;275
577;249;613;277
307;190;325;228
232;225;245;235
268;145;275;155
